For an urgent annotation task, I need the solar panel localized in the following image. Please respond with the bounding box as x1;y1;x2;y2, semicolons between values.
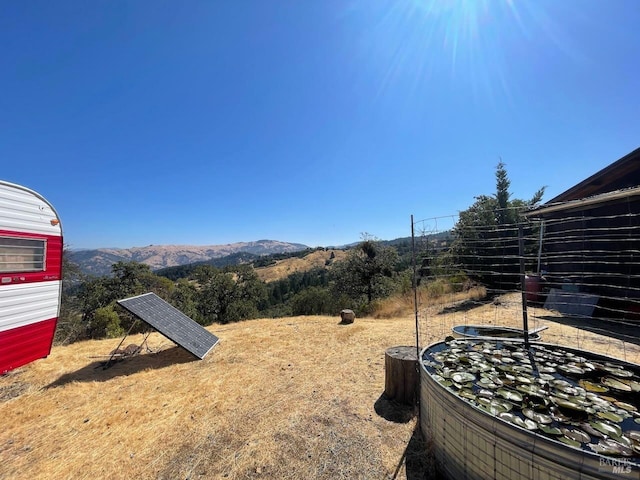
117;293;219;359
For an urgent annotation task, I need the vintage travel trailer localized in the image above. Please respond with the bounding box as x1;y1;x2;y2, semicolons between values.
0;181;62;374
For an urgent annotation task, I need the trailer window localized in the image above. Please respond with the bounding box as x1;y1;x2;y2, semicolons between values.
0;237;46;273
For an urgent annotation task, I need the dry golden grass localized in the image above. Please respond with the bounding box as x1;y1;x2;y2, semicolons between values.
2;294;640;480
372;285;487;319
255;250;347;283
1;315;421;480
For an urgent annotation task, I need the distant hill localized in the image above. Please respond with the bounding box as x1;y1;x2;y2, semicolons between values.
254;248;348;283
156;247;348;282
69;240;309;276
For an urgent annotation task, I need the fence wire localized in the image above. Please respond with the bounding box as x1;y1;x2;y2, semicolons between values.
411;206;640;363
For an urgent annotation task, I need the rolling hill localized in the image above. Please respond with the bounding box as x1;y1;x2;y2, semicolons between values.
69;240;309;276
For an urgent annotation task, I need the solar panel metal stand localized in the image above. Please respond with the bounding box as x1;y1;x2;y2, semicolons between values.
103;320;151;369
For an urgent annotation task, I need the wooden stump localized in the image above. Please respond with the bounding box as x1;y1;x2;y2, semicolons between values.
340;309;355;324
384;346;419;406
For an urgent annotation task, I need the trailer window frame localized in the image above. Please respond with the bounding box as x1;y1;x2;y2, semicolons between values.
0;236;47;273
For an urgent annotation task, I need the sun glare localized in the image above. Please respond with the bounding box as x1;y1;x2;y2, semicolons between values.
354;0;567;107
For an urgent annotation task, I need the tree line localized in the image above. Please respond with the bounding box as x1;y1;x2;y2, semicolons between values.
56;237;405;343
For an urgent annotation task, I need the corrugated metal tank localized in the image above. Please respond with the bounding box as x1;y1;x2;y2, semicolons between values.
420;342;640;480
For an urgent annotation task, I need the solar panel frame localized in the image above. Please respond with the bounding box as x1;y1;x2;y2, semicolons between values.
117;292;219;359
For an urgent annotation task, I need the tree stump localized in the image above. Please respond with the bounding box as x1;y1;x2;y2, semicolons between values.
340;309;355;324
384;346;419;406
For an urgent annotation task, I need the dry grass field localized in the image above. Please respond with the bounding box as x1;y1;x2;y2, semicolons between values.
3;294;640;480
254;249;347;283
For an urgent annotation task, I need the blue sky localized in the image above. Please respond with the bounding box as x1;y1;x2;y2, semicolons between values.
2;1;639;249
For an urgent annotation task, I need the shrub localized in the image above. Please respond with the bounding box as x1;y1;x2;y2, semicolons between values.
92;305;124;338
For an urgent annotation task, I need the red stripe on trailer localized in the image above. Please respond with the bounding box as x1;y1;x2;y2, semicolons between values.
0;318;57;374
0;230;63;284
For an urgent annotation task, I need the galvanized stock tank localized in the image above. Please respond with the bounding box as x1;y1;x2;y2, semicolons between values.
420;339;640;480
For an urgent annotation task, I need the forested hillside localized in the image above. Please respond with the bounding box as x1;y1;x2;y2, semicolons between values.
57;238;436;344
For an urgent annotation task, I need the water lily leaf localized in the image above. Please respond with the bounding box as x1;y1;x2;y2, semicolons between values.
559;436;581;448
592;439;634;457
553;398;590;419
475;362;493;373
597;411;624;423
516;384;545;397
626;379;640;392
508;416;526;429
516;375;533;385
451;372;476;384
610;368;634;378
482;404;508;416
492;399;514;412
497;388;523;403
561;428;590;443
615;401;637;412
558;364;585;376
591;420;622;438
523;408;553;425
539;425;563;435
458;388;476;400
579;380;608;393
550;409;570;423
553;379;572;389
579;422;605;439
602;377;633;392
497;412;517;423
477;389;494;398
554;384;580;396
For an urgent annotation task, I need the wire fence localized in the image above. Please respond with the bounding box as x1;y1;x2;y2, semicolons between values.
411;205;640;363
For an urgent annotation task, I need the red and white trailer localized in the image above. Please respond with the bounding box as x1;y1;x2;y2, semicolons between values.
0;181;62;374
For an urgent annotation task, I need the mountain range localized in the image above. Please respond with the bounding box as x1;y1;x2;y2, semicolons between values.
69;239;309;276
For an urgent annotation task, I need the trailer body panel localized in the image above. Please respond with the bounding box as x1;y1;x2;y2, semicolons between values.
0;181;62;374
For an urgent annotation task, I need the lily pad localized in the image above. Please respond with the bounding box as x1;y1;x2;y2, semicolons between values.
589;439;634;457
522;408;553;425
561;428;590;444
497;412;517;422
591;420;622;439
558;364;585;376
559;436;581;448
458;389;476;401
539;425;563;435
615;401;638;412
477;389;494;399
579;422;605;439
497;388;523;403
451;372;476;384
579;380;608;393
602;377;633;392
597;410;625;423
